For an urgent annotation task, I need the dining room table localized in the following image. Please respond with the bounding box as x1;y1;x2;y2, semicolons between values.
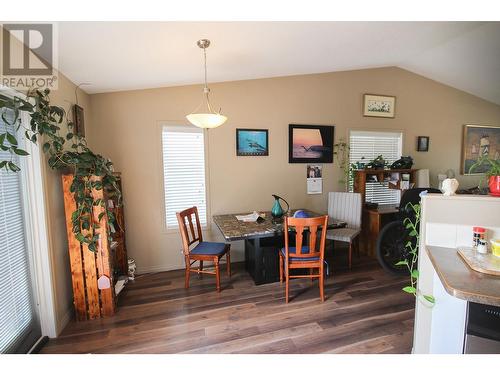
212;209;347;285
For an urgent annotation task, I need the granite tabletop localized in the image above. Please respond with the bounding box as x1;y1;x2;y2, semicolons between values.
213;209;347;241
426;246;500;307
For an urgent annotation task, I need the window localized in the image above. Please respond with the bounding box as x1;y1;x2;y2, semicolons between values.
0;108;41;353
162;126;207;229
349;130;403;205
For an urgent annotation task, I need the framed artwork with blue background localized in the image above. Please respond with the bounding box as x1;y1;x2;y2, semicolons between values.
236;129;269;156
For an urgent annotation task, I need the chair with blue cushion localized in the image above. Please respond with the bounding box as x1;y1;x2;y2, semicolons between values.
176;206;231;292
279;215;329;303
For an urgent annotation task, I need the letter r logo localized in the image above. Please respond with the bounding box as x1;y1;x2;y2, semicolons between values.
2;23;53;76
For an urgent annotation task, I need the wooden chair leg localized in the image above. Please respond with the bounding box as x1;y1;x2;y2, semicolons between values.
356;236;361;257
215;259;221;292
310;268;314;283
199;260;203;278
185;256;190;289
348;241;353;270
319;265;325;302
279;254;283;284
226;251;231;277
285;272;289;303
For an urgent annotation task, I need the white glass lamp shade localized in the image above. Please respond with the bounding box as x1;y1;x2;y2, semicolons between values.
186;113;227;129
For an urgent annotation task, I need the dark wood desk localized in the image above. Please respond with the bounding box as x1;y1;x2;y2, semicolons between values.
361;205;399;257
213;210;346;285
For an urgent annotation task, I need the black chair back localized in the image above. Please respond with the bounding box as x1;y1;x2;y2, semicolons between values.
398;188;441;222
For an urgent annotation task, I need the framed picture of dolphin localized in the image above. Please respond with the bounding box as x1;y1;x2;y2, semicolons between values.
236;129;269;156
289;124;335;163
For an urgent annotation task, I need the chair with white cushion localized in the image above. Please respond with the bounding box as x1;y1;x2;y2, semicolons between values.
326;192;362;269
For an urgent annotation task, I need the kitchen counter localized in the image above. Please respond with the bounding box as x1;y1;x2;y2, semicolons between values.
426;246;500;307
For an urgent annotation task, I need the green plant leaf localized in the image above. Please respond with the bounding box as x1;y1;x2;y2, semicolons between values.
402;286;416;294
7;162;20;172
423;295;435;304
81;220;90;230
395;260;408;266
411;269;419;279
13;147;30;156
6;132;18;145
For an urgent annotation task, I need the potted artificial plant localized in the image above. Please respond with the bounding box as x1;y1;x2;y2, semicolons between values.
365;155;388;170
470;156;500;196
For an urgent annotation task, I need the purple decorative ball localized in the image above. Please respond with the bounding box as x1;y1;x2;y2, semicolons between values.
293;210;309;218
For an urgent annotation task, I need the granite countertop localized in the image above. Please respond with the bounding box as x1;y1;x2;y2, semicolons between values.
426;246;500;307
213;209;346;241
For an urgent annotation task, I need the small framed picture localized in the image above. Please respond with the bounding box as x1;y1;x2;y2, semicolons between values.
236;129;269;156
306;165;322;178
417;136;429;152
363;94;396;118
73;104;85;137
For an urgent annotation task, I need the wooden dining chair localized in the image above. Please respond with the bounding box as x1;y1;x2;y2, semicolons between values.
279;215;329;303
176;206;231;292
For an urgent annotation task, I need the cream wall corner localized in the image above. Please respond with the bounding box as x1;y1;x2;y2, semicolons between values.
39;75;91;336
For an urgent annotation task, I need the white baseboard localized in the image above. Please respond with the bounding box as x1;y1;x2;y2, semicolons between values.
56;307;73;337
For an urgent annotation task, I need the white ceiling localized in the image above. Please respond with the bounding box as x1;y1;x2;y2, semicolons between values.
56;22;500;104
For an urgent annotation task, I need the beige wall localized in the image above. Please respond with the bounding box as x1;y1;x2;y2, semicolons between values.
41;77;91;333
87;67;500;273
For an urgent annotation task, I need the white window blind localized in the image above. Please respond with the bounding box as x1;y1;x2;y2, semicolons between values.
162;126;207;229
0;109;37;353
349;130;403;205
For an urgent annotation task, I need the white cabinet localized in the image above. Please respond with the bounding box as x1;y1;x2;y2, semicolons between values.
412;194;500;354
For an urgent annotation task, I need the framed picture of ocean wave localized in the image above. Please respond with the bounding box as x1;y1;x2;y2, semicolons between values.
289;124;335;163
363;94;396;118
236;128;269;156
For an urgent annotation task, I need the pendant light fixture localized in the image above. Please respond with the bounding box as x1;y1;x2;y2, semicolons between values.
186;39;227;129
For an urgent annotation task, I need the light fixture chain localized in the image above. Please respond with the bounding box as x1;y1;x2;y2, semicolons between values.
202;44;214;113
203;46;208;90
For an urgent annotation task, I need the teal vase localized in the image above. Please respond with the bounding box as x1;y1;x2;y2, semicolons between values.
271;194;289;222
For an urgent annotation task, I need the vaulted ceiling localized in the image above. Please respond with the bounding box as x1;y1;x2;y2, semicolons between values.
57;22;500;104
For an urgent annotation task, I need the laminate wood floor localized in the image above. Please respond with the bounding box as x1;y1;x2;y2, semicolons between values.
41;255;415;354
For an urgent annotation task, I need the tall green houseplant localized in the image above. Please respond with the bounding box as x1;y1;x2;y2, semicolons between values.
397;202;435;305
333;139;351;191
0;89;120;252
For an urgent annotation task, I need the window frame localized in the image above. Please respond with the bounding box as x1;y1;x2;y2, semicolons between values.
159;123;210;233
348;128;404;205
0;86;56;345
